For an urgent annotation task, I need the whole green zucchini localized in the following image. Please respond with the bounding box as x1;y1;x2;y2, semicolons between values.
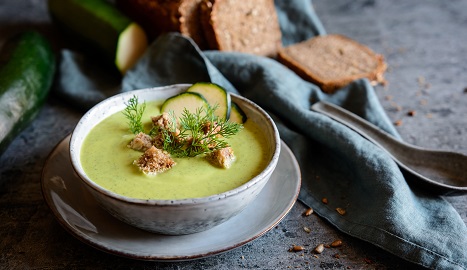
0;31;56;155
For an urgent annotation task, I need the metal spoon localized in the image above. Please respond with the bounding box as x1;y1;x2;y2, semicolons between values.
311;101;467;196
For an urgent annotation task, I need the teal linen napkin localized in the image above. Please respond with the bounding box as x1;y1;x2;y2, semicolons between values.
54;1;467;269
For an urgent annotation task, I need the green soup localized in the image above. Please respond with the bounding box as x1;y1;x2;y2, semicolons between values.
80;101;269;200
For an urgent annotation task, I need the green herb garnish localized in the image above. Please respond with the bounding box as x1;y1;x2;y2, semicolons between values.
123;95;146;134
162;106;243;157
124;96;243;158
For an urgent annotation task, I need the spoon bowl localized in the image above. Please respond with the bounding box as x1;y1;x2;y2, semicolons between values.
311;101;467;196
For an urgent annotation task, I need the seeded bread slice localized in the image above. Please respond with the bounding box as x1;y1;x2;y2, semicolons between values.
277;34;387;93
200;0;282;57
116;0;207;49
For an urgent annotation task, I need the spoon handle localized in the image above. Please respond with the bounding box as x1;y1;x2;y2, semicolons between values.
311;101;467;196
311;101;403;151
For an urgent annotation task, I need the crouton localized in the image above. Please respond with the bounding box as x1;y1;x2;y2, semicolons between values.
152;113;180;135
134;146;176;175
202;121;222;149
128;132;153;151
206;146;235;168
152;112;173;130
151;112;181;148
202;121;221;135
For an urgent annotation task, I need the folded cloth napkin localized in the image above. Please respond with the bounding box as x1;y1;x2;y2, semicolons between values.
54;1;467;269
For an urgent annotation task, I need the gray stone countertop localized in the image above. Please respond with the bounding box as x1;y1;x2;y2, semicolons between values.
0;0;466;269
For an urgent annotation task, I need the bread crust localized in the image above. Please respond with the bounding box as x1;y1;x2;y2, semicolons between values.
115;0;207;48
278;34;387;93
200;0;282;57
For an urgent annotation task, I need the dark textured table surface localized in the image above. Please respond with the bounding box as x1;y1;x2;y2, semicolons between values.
1;0;466;269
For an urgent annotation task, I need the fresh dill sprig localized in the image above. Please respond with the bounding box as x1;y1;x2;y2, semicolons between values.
162;106;243;158
123;96;243;158
123;95;146;134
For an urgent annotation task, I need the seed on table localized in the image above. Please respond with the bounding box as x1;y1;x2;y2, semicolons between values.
314;244;324;254
322;198;328;204
303;208;314;216
417;76;426;85
303;226;311;233
289;245;305;252
331;240;343;247
336;208;346;215
389;101;402;111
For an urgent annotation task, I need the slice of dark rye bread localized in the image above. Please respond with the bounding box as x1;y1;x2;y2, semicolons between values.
115;0;207;49
200;0;282;57
277;34;387;93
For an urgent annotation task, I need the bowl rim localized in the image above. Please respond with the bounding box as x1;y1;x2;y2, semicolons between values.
69;84;281;206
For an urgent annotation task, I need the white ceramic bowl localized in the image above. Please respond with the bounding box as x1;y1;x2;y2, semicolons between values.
69;84;281;235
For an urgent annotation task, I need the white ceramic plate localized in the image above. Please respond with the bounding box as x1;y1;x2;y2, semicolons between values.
41;135;301;261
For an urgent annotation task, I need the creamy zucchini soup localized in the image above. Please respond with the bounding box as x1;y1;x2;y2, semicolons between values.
80;100;269;200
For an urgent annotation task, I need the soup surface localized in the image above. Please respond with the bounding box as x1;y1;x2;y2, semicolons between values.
80;100;269;200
